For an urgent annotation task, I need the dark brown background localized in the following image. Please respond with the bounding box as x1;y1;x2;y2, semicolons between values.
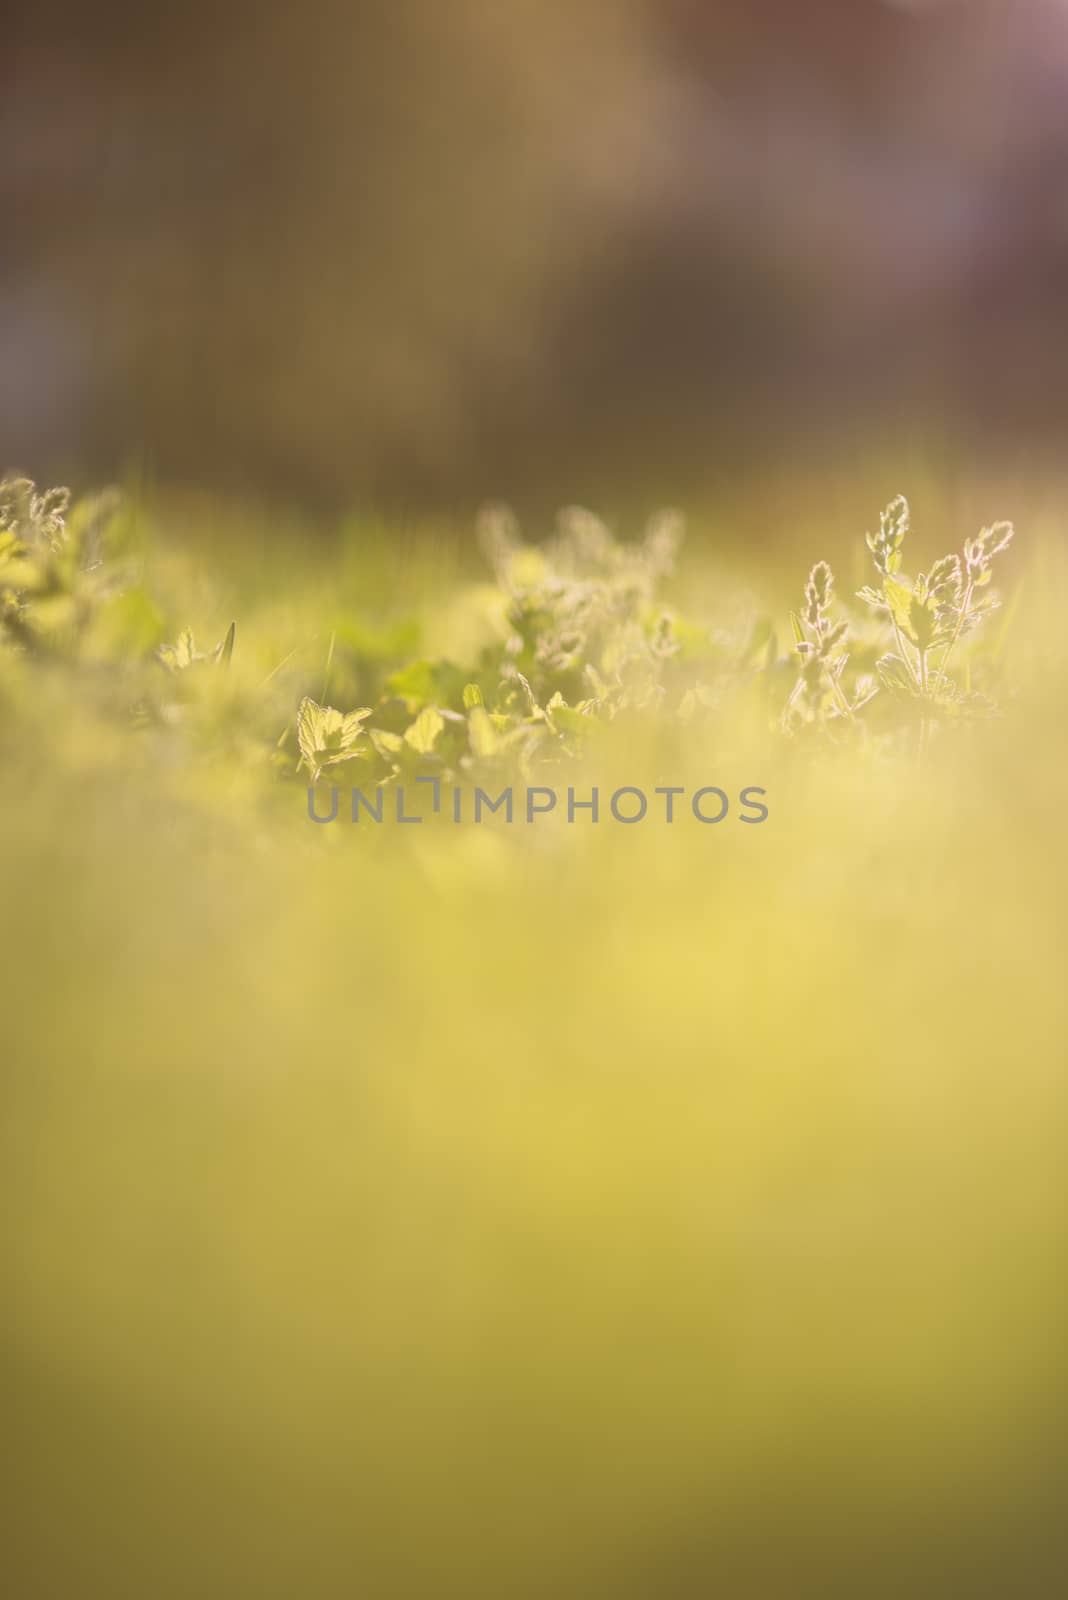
5;0;1068;507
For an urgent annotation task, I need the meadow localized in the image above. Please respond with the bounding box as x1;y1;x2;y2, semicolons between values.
3;467;1066;1596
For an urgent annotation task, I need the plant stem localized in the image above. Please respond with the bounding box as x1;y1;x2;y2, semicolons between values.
935;578;973;694
830;676;853;721
814;614;853;720
891;617;920;686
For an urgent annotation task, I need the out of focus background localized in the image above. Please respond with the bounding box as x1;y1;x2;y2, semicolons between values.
5;0;1068;507
5;7;1068;1598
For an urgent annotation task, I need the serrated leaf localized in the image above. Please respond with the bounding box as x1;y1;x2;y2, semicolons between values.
298;696;371;779
159;624;236;672
882;575;916;640
297;695;325;776
876;653;915;693
339;708;373;745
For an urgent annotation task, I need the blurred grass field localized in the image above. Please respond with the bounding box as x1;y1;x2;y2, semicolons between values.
3;469;1067;1597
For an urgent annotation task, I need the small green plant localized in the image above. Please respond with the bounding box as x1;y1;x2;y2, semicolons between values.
158;623;236;672
0;474;150;659
1;476;1022;785
297;697;374;782
785;560;858;729
785;496;1016;738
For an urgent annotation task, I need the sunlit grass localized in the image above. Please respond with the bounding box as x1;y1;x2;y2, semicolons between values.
3;474;1067;1596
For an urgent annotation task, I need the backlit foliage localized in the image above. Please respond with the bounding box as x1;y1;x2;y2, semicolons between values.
0;476;1019;792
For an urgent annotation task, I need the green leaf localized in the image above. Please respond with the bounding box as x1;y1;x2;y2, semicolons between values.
876;653;915;694
158;628;198;670
217;620;236;666
370;729;404;759
883;575;916;641
158;624;236;672
909;598;939;652
404;705;445;755
297;696;326;776
467;704;498;757
298;696;372;779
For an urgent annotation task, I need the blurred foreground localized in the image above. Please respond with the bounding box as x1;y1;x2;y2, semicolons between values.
3;476;1067;1596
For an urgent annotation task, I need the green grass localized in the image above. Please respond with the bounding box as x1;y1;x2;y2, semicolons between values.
3;474;1067;1596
